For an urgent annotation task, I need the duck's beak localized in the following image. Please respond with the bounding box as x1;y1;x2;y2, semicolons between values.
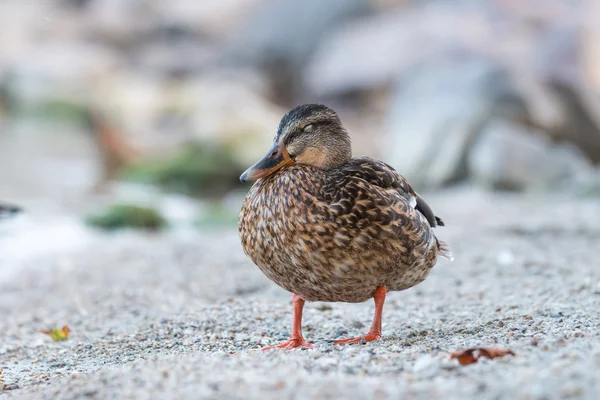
240;141;294;183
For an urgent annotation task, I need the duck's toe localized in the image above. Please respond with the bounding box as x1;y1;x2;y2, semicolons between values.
332;331;381;346
262;337;316;351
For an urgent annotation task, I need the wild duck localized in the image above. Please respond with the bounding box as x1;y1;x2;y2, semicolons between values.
239;104;452;349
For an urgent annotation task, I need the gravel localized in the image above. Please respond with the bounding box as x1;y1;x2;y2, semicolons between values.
1;189;599;399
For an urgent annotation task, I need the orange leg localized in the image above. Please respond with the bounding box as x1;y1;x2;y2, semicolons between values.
262;294;316;350
333;286;386;345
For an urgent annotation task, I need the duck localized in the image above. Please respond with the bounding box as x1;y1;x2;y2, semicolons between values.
238;104;452;350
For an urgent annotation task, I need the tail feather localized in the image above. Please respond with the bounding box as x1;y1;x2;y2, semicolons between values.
436;238;453;262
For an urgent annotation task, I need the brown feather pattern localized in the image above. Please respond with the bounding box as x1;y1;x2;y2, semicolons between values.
239;156;451;303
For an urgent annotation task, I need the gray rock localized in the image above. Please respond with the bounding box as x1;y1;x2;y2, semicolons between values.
186;73;284;167
534;25;600;164
303;1;494;97
227;0;371;101
3;42;120;107
468;119;594;191
0;203;21;220
82;0;155;48
131;39;216;77
383;56;524;188
545;82;600;165
157;0;262;38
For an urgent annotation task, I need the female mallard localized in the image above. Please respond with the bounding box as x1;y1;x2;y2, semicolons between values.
239;104;452;350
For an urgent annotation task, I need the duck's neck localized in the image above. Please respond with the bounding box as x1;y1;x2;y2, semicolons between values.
320;132;352;170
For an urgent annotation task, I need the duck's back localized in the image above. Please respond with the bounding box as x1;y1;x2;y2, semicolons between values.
239;157;451;303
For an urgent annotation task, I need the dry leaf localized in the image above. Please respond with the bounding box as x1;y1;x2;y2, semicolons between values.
450;349;478;365
41;325;70;341
450;347;514;365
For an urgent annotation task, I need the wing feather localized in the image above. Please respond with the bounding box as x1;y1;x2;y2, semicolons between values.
329;157;445;228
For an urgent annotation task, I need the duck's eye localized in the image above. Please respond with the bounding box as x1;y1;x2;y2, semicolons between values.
303;124;313;132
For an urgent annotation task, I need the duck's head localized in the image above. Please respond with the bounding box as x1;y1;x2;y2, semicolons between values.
240;104;352;182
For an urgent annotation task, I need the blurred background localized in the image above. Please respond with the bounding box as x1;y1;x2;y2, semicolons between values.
3;3;600;394
1;0;600;239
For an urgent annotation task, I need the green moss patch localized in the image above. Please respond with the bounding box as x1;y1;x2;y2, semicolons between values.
123;142;243;197
86;204;167;231
195;202;239;229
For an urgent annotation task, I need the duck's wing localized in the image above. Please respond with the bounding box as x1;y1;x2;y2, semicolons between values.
328;157;444;228
415;194;445;227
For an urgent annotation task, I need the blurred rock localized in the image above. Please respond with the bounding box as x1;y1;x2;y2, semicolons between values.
468;119;594;191
4;42;120;107
117;1;261;77
576;173;600;197
228;0;371;102
0;203;21;220
370;0;409;11
131;33;216;78
93;68;280;168
306;0;600;174
303;3;492;97
0;120;101;200
0;2;57;66
546;82;600;164
60;0;93;9
537;25;581;91
123;141;244;197
187;73;283;167
534;24;600;164
304;9;413;97
158;0;262;38
3;0;600;197
81;0;155;49
582;0;600;92
383;56;525;188
93;72;176;150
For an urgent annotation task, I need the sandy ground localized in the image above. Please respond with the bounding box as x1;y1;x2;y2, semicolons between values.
1;189;599;399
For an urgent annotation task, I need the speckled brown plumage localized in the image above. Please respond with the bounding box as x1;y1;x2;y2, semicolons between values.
239;157;451;303
238;104;451;348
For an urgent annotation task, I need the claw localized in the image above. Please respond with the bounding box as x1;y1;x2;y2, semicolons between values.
333;332;381;345
262;294;317;350
262;338;316;350
333;286;386;346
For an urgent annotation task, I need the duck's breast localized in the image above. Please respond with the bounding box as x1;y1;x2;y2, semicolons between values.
239;165;439;302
